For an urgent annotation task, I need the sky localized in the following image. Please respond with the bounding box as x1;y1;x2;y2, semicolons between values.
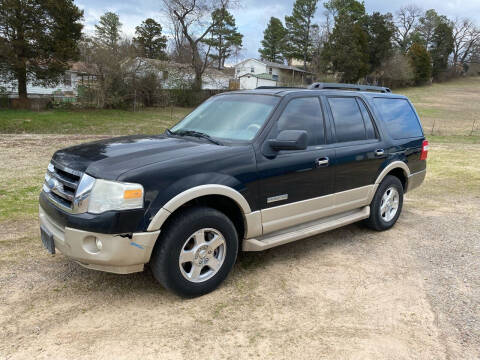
76;0;480;63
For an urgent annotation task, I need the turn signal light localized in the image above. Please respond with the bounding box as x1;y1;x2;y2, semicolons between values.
124;189;143;199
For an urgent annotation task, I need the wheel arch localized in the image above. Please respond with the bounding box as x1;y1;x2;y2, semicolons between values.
146;185;261;239
375;161;410;191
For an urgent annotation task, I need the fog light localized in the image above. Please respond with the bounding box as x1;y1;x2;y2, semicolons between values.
96;239;103;250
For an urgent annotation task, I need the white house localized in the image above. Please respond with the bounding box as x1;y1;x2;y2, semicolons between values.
0;62;97;98
123;58;233;90
234;58;309;89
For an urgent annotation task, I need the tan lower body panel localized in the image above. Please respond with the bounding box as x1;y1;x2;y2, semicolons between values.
243;206;370;251
261;185;375;234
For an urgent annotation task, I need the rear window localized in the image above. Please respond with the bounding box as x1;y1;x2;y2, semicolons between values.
373;98;423;139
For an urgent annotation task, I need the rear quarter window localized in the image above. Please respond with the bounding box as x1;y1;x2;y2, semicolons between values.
373;98;423;139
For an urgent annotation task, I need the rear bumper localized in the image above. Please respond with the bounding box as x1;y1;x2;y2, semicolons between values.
407;169;426;192
39;205;160;274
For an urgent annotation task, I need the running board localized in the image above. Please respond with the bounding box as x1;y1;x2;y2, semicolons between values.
243;206;370;251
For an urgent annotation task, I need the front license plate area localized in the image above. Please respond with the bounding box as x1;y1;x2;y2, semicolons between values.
40;226;55;254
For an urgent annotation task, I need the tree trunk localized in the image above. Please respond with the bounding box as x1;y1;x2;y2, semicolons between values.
193;67;203;90
17;65;28;100
218;34;223;70
191;43;203;90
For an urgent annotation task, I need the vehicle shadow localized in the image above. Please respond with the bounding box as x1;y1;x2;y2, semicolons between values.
26;222;373;301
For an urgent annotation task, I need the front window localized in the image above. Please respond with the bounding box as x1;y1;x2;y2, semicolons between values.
170;94;280;141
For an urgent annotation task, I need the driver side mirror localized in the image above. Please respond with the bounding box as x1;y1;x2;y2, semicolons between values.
268;130;308;151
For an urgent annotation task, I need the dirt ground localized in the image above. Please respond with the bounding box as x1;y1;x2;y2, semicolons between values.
0;135;479;360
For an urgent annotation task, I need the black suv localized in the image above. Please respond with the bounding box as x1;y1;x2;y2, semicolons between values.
39;83;428;297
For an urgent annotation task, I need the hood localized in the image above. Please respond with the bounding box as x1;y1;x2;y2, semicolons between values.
52;134;221;180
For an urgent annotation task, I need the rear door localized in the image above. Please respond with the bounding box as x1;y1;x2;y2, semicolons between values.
255;95;335;234
325;95;385;208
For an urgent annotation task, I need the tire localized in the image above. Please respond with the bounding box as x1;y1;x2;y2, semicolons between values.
150;206;238;297
364;175;404;231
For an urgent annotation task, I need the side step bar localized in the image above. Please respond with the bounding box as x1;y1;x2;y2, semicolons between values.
243;206;370;251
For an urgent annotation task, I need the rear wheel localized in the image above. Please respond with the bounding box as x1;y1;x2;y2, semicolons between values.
150;206;238;297
364;175;404;231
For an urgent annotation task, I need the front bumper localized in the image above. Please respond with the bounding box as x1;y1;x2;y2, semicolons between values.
39;205;160;274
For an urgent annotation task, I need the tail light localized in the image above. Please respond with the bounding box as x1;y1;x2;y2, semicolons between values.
420;140;429;160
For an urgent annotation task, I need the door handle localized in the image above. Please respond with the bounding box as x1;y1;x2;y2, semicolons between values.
317;157;329;167
375;149;385;157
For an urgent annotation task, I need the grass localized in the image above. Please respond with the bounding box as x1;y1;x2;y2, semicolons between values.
397;76;480;137
0;183;41;222
0;107;192;135
427;135;480;144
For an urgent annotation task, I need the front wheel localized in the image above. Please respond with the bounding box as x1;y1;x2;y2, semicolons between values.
364;175;404;231
150;206;238;297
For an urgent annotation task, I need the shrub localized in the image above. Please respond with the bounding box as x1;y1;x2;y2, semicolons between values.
408;43;432;85
370;52;415;88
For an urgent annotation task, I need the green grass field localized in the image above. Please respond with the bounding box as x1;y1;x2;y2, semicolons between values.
398;76;480;138
0;107;192;135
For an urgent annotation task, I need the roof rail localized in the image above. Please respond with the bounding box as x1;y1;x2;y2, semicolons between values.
255;86;303;90
308;82;391;93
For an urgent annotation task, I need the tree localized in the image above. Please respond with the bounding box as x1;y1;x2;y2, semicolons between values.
163;0;230;90
284;0;319;69
203;7;242;69
95;12;122;50
259;17;287;63
134;18;168;60
0;0;83;100
364;12;395;72
416;9;447;50
323;13;370;83
430;21;454;78
394;5;423;52
408;42;431;85
324;0;365;22
452;18;480;66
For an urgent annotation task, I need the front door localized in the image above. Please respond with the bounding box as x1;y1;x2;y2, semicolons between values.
255;96;335;234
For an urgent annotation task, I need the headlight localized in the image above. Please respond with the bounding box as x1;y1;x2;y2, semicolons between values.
87;179;144;214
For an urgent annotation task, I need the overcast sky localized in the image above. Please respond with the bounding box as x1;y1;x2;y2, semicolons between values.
76;0;480;63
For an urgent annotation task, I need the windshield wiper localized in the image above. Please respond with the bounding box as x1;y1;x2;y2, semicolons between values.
171;130;222;145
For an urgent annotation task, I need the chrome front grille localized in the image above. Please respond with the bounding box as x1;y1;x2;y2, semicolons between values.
43;162;83;211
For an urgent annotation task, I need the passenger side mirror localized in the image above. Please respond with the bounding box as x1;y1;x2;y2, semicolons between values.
268;130;308;151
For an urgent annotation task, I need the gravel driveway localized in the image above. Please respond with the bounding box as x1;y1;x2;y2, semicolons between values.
0;135;478;359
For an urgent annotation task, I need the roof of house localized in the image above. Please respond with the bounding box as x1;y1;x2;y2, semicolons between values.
238;73;277;81
69;62;98;74
126;58;234;77
234;58;308;73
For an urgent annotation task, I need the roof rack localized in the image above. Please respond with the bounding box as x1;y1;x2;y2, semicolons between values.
255;86;303;90
308;82;391;93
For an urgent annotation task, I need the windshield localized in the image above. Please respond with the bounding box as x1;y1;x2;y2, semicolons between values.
170;94;280;141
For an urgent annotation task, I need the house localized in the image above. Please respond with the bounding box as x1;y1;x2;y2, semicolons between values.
0;59;232;99
123;58;234;90
234;58;310;89
0;62;97;98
